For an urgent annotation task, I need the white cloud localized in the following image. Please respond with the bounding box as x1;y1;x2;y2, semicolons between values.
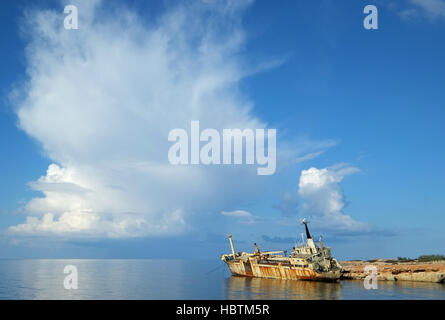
221;210;257;224
297;164;369;232
294;151;324;164
399;0;445;21
412;0;445;16
9;164;187;237
278;138;337;168
9;0;271;238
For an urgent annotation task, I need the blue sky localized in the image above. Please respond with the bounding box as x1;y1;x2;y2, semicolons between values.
0;0;444;260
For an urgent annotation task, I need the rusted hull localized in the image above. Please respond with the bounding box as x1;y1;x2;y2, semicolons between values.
225;261;340;282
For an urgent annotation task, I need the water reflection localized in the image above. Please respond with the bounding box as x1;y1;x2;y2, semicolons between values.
224;276;445;300
339;279;445;300
224;276;343;300
0;259;225;299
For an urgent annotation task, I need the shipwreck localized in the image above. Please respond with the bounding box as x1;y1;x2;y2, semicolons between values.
221;219;342;281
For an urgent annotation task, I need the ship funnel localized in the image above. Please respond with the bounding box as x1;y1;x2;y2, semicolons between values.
301;219;316;250
227;234;236;257
301;218;312;239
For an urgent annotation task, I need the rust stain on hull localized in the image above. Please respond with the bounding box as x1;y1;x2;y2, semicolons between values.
226;260;340;281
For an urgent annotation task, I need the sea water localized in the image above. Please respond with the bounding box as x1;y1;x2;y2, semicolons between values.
0;259;443;300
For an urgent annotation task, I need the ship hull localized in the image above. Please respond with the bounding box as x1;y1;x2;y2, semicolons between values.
225;260;340;282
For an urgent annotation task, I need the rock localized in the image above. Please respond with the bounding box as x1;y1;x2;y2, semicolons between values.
339;260;445;283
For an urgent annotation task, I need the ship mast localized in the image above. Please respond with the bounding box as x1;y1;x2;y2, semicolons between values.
227;234;236;257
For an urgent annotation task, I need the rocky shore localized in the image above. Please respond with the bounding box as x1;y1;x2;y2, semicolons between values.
340;259;445;283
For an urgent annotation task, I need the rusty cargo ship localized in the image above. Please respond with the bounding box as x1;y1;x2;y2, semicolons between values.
221;219;342;281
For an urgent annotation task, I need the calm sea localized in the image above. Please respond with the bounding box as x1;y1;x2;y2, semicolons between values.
0;259;443;300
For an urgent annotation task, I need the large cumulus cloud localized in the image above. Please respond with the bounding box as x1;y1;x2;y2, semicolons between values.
9;0;273;238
